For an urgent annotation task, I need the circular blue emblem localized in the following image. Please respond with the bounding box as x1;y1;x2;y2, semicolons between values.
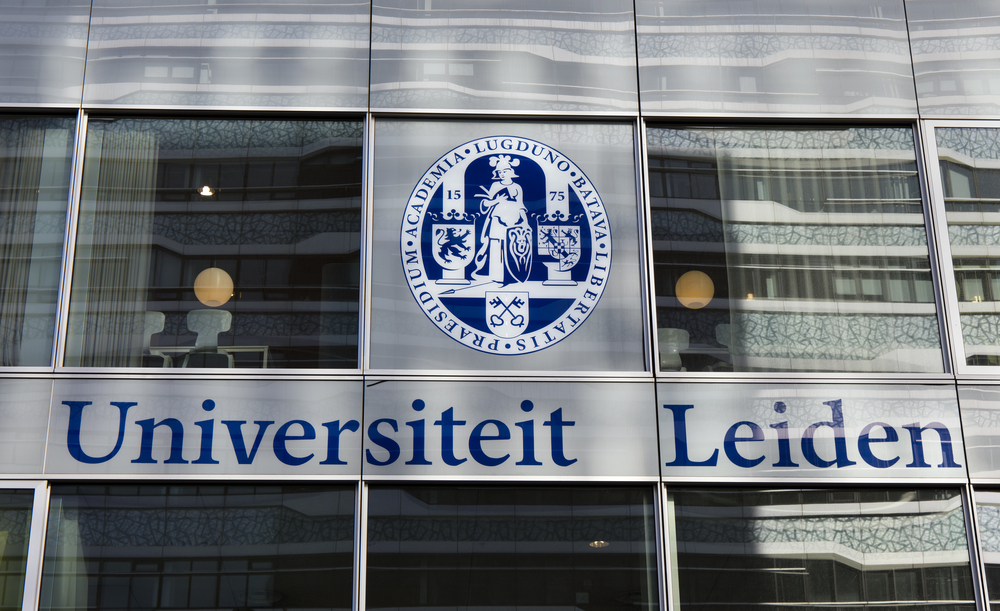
400;136;612;355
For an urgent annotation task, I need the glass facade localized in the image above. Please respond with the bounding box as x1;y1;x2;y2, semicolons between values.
0;116;75;367
370;0;637;112
64;118;363;369
909;0;1000;117
667;487;975;611
934;127;1000;367
648;125;940;372
977;490;1000;609
82;0;370;109
0;491;34;611
4;3;1000;611
0;2;89;106
636;0;917;116
39;485;355;611
369;120;645;372
367;486;657;611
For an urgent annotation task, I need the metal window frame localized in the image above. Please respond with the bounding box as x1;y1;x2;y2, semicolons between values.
360;111;653;377
921;119;1000;380
642;119;955;381
0;481;51;611
49;110;369;377
660;482;985;611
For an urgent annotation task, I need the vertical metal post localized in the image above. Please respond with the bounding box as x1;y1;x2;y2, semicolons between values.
51;110;88;369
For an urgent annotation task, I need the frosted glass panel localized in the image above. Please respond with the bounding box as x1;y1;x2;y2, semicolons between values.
83;0;369;109
908;0;1000;117
637;0;917;116
0;0;88;105
371;0;637;112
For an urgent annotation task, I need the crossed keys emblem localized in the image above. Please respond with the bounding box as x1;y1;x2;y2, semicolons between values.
485;291;530;338
489;295;525;328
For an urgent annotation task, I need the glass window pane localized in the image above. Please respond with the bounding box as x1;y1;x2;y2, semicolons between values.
908;0;1000;116
0;116;75;367
369;121;645;371
637;0;917;116
83;0;369;109
371;0;637;112
0;490;34;611
648;126;942;373
667;487;974;611
367;486;657;611
39;485;354;611
65;118;363;369
0;2;88;105
935;127;1000;366
975;490;1000;610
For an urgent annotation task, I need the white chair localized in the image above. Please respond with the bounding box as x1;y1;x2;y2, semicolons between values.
181;309;234;368
141;311;172;367
658;328;689;371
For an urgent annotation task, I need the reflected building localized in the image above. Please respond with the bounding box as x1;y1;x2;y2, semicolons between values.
649;126;941;373
909;0;1000;117
636;0;917;116
82;0;370;109
370;0;638;112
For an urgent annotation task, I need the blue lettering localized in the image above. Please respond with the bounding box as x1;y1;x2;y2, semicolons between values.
222;420;274;465
132;418;187;464
662;405;718;467
366;419;401;466
192;399;218;465
470;420;510;467
858;422;899;469
319;420;359;465
64;401;134;465
903;422;961;468
723;421;765;468
515;400;542;466
273;420;316;466
801;399;857;468
543;408;576;467
406;399;432;465
434;408;467;466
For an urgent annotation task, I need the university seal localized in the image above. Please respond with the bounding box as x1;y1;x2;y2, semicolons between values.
400;136;612;355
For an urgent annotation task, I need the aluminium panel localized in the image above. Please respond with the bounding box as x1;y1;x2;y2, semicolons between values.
658;382;966;480
362;379;659;479
0;379;51;476
45;378;363;476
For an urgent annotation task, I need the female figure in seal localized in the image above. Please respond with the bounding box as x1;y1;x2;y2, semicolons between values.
473;155;531;284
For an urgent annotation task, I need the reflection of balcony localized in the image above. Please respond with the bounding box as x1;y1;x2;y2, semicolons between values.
675;494;968;567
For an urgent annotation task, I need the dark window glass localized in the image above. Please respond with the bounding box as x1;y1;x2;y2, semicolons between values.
0;115;75;366
668;488;974;611
0;490;34;611
367;486;657;611
65;118;363;369
39;485;355;611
